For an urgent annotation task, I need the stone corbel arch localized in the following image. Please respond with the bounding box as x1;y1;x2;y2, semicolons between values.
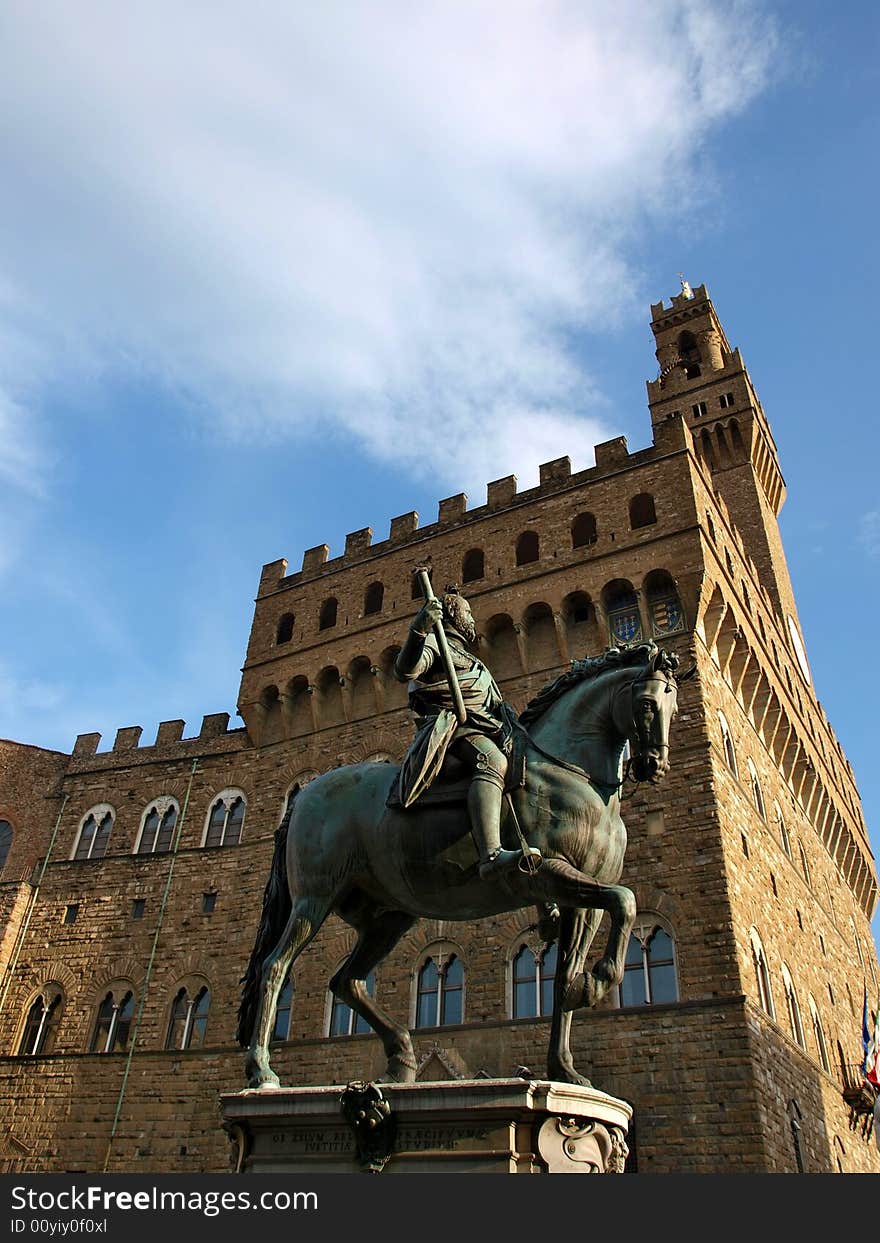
94;959;145;994
348;733;401;766
631;885;684;929
154;951;212;991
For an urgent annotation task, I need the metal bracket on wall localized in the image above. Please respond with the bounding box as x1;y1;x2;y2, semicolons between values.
340;1081;396;1174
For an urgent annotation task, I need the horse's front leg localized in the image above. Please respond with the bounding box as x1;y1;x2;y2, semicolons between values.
525;857;636;1007
546;906;602;1086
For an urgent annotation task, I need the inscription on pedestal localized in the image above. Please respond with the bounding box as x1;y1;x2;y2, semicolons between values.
396;1125;492;1152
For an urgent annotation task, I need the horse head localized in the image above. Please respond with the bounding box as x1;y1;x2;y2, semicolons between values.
610;646;688;784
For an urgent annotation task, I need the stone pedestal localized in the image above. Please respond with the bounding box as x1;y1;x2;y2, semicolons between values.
220;1078;631;1174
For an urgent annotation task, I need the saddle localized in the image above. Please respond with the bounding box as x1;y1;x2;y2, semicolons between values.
385;725;527;810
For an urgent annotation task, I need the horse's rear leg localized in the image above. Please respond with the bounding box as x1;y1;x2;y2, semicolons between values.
526;857;636;1006
330;904;418;1084
246;895;329;1089
546;906;602;1086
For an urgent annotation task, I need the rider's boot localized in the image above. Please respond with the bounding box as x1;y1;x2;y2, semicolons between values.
469;777;540;880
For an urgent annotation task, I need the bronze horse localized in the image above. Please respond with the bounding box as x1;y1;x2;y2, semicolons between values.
238;641;686;1088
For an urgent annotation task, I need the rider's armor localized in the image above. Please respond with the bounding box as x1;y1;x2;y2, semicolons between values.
394;598;539;879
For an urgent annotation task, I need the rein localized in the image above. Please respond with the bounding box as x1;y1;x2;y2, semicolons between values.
512;718;636;799
512;664;670;801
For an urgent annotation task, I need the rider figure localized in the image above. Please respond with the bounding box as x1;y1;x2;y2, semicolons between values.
394;585;540;881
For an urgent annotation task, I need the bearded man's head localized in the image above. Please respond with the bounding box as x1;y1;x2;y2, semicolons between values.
442;586;476;642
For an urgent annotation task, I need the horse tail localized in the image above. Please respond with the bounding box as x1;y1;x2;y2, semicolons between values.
235;796;295;1048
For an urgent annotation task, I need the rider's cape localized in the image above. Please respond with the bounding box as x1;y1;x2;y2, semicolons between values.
396;633;514;809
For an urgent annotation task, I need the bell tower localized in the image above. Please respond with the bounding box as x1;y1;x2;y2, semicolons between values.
645;281;800;630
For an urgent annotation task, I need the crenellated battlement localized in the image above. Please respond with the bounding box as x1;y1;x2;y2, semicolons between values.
650;282;711;320
70;712;246;766
258;420;692;595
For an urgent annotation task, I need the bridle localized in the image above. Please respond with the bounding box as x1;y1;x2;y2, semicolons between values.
610;667;676;792
513;665;677;800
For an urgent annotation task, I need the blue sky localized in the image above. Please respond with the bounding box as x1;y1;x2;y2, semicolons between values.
1;3;877;941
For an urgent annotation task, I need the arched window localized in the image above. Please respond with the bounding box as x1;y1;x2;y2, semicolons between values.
512;942;557;1018
571;513;597;549
718;711;738;776
461;548;484;582
620;918;678;1006
774;802;792;859
749;928;775;1018
363;582;384;616
808;995;830;1073
603;581;642;645
788;1100;805;1173
203;791;246;847
329;971;376;1037
136;799;178;854
90;989;135;1053
629;494;657;530
73;806;114;861
273;969;294;1041
522;601;558;673
644;570;684;637
563;591;592;627
19;986;63;1056
678;330;701;378
165;985;211;1050
276;613;295;644
0;819;12;874
279;775;316;829
705;512;717;544
415;955;464;1027
747;759;766;820
515;531;539;566
781;964;806;1049
319;597;338;630
798;842;811;889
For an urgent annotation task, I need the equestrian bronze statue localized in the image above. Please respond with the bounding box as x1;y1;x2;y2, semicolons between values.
238;580;690;1090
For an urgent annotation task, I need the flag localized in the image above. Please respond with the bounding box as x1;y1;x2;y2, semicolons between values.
866;992;880;1089
863;986;872;1074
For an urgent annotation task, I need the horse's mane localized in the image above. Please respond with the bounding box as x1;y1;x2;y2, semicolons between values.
518;641;680;728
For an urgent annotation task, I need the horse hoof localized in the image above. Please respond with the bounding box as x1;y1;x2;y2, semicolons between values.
593;955;617;985
247;1070;281;1091
548;1065;592;1089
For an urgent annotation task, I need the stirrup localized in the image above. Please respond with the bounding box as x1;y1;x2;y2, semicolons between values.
479;846;541;880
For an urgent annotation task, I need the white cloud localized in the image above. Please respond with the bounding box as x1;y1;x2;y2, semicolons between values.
0;2;777;494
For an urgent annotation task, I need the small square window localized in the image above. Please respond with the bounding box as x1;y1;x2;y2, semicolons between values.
202;892;217;914
131;898;146;920
63;903;79;925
